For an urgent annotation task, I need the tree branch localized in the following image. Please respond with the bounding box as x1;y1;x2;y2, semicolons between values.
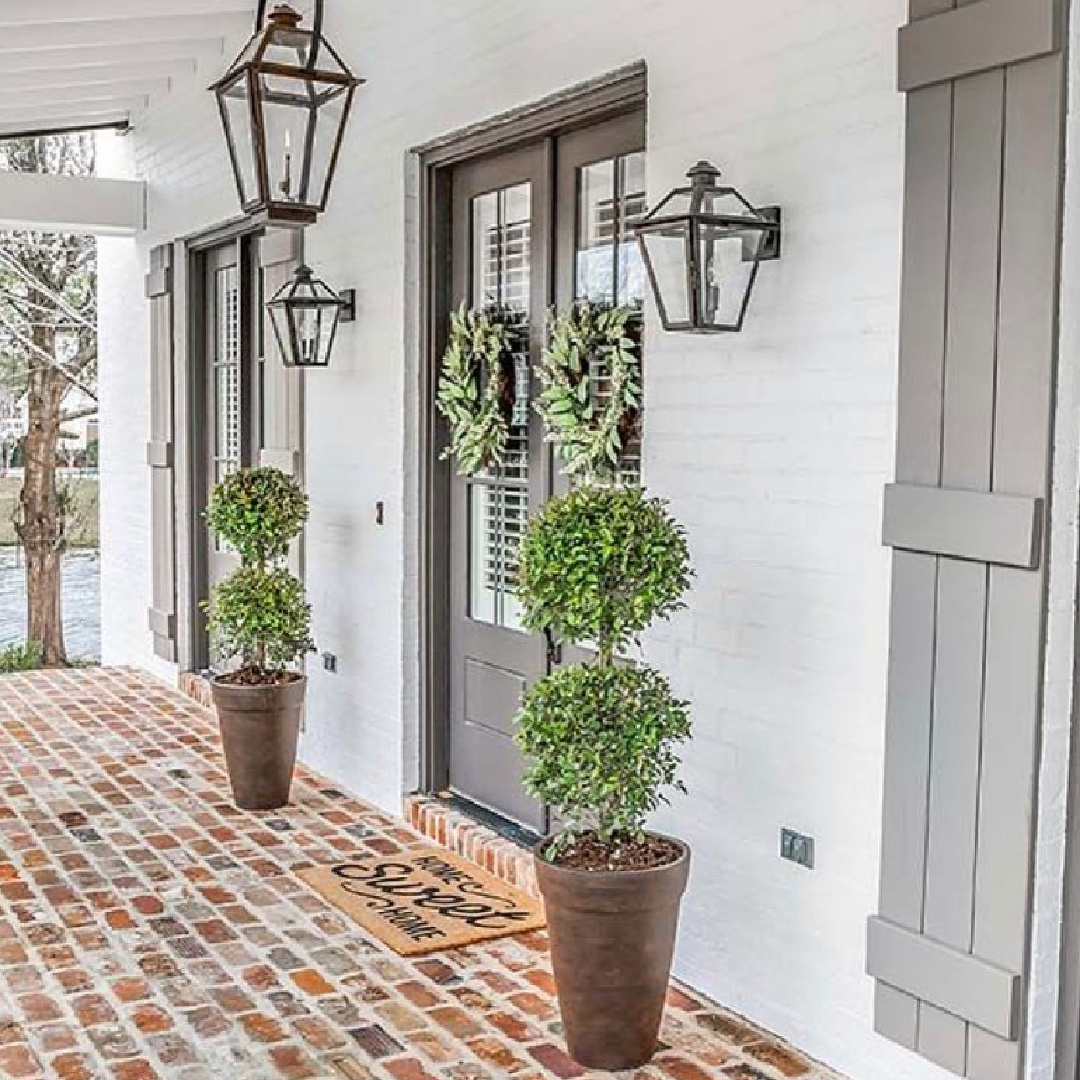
0;310;96;401
60;405;98;423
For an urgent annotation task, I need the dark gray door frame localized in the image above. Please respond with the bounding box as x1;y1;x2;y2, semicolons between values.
172;216;273;672
414;63;647;798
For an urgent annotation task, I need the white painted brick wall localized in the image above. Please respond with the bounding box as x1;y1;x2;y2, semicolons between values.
94;2;1075;1079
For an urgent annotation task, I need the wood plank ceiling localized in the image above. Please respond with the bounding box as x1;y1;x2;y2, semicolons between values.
0;0;256;139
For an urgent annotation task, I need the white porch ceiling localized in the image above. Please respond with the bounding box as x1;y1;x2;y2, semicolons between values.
0;0;256;138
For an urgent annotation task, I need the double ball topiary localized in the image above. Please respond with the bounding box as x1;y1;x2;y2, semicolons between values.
515;485;694;854
204;467;314;678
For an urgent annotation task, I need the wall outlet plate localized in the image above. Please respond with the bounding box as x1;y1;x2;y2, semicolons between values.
781;828;815;870
322;652;338;674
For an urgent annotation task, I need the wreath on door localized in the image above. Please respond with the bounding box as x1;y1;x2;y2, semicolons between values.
537;301;642;482
437;305;521;476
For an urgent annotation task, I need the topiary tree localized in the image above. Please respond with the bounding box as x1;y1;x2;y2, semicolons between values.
203;467;314;680
515;485;694;861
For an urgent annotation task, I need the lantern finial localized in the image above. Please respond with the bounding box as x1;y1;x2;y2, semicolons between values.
687;161;721;187
268;4;302;28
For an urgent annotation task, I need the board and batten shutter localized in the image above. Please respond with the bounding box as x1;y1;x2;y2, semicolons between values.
869;2;1066;1079
146;243;178;663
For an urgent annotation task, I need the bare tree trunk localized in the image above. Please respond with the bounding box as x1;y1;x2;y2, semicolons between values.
17;344;66;667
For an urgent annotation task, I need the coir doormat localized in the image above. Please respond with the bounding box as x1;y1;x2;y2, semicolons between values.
297;848;546;957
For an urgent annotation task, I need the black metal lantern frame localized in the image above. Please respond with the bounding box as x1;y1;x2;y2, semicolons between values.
210;1;364;227
635;161;782;334
267;265;355;369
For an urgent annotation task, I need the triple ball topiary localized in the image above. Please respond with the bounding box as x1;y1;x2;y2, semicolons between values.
204;467;314;681
515;485;694;859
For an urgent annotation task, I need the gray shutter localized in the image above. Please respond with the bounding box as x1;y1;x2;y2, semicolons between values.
869;3;1065;1079
146;243;177;662
259;228;304;480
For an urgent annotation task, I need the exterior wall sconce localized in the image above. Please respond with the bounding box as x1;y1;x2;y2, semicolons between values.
267;265;355;369
210;1;364;228
635;161;782;333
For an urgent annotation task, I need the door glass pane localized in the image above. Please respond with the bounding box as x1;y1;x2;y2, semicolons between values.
618;151;648;308
213;264;241;552
576;159;616;304
469;484;527;629
575;151;648;311
573;150;646;485
467;182;532;631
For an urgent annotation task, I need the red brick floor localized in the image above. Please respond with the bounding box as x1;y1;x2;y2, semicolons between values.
0;667;837;1080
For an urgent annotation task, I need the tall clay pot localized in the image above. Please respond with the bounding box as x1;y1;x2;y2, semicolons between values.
211;676;306;811
535;837;690;1071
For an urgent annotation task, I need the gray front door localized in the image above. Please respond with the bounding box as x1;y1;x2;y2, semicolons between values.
449;143;552;831
445;113;647;830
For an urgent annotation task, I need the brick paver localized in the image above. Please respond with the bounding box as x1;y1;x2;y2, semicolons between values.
0;668;837;1080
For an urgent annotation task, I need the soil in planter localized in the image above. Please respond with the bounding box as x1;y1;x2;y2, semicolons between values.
544;832;682;873
217;667;304;688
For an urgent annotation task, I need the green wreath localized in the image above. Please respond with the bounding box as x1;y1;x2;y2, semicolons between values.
537;302;642;481
436;305;518;476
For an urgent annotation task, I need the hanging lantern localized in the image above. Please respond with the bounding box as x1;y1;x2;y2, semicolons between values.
210;1;364;227
635;161;781;333
267;265;355;368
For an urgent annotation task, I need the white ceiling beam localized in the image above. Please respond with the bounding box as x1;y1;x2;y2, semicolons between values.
0;1;254;28
0;59;196;94
0;172;144;237
0;98;148;126
0;81;171;109
0;13;252;53
0;38;226;76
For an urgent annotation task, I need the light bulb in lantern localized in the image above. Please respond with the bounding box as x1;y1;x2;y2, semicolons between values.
280;129;293;201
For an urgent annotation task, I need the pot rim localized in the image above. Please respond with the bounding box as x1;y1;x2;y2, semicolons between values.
210;671;307;691
533;831;690;881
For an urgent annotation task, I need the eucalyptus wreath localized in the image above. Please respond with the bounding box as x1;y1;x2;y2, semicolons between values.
536;301;642;481
436;305;519;477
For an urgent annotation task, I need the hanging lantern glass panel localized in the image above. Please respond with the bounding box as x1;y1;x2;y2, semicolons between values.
211;3;364;227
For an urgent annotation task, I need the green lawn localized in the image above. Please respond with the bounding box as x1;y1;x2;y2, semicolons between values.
0;476;99;547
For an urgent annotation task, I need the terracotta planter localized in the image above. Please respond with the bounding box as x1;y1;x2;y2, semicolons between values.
535;836;690;1071
211;676;306;811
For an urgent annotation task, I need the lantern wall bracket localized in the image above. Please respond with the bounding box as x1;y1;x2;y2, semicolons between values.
758;207;783;262
338;288;357;323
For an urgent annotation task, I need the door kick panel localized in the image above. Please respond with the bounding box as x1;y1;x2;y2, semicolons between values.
464;659;526;740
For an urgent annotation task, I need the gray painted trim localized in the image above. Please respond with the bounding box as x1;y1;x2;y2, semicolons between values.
882;484;1043;569
146;441;173;469
899;0;1061;91
414;62;646;168
868;918;1022;1041
147;608;175;640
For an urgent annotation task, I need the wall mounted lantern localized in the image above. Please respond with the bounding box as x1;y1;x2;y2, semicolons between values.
210;1;364;227
267;265;355;368
635;161;782;333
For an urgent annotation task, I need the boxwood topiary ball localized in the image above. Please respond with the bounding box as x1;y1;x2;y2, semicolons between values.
517;485;692;652
205;467;308;565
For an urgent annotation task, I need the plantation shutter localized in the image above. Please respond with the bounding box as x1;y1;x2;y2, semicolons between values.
869;3;1066;1079
146;243;177;663
259;228;304;481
